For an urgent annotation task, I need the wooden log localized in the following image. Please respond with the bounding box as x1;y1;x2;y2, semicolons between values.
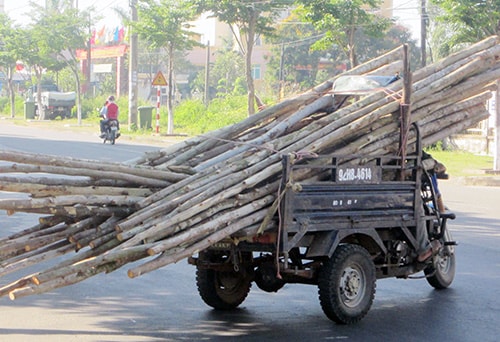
0;195;143;212
13;205;133;219
146;195;275;256
31;245;151;286
0;163;172;188
9;258;130;300
155;81;334;168
0;216;65;249
413;64;500;112
0;222;68;260
0;240;73;277
127;207;271;278
143;184;278;244
193;95;334;172
115;176;221;234
0;182;154;198
0;275;35;298
0;150;185;183
39;215;67;226
116;156;258;231
116;156;278;248
411;36;498;84
0;174;133;188
89;231;118;249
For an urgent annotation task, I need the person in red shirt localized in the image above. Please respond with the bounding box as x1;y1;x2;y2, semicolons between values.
100;96;120;137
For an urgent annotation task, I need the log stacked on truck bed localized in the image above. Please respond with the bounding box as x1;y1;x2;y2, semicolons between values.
1;36;499;299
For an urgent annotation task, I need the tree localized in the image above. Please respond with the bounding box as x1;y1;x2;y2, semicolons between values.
133;0;199;134
0;15;28;118
25;2;90;122
193;47;245;99
430;0;500;45
194;0;294;115
356;24;421;70
297;0;392;69
430;0;500;170
265;12;329;98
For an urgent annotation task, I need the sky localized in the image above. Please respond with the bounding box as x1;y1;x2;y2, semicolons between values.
3;0;126;27
4;0;421;42
393;0;421;41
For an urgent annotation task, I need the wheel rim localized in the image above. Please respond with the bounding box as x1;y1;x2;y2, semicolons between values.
436;250;452;274
339;265;366;308
216;272;244;296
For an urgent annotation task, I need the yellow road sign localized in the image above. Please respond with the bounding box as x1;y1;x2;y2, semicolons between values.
152;71;168;86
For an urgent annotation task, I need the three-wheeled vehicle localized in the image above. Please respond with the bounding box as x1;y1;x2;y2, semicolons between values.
189;75;457;324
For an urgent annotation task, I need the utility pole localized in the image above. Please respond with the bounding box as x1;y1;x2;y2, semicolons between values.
421;0;427;67
86;13;91;96
495;85;500;170
128;0;138;129
204;41;210;105
278;43;285;101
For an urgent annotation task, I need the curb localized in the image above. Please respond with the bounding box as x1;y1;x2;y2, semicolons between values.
454;176;500;187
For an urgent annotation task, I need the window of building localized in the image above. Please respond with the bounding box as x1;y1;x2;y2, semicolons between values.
252;65;261;80
255;35;262;46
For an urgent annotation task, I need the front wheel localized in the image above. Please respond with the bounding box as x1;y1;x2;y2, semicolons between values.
196;251;252;310
425;230;456;289
318;244;376;324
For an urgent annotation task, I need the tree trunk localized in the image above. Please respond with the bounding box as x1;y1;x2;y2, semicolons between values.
245;11;257;116
495;82;500;170
72;63;82;126
167;43;174;134
7;67;15;119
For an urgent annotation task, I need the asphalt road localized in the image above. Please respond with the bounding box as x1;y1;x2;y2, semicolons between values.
0;120;499;341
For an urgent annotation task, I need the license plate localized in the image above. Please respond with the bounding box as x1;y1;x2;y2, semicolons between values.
336;164;380;183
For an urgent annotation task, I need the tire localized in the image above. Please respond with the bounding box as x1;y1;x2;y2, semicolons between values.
110;130;116;145
196;251;251;310
424;230;456;289
318;244;376;324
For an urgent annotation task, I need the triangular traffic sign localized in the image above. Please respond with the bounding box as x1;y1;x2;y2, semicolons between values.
152;71;168;86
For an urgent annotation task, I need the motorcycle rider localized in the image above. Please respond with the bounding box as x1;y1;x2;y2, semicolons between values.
100;96;120;138
417;152;447;262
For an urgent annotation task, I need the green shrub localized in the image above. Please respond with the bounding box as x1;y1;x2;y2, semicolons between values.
173;95;247;135
0;96;26;117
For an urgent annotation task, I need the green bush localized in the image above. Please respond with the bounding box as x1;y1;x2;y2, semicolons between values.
0;96;26;117
173;95;247;135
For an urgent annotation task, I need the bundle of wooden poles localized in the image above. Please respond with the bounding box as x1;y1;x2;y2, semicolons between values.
1;36;499;300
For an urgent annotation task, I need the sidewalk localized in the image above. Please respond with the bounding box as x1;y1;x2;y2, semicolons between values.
457;176;500;187
0;116;182;147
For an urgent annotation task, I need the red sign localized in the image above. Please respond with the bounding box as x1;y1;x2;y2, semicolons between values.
76;45;128;60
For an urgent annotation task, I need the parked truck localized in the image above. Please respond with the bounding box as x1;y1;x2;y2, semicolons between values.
37;91;76;120
27;84;76;120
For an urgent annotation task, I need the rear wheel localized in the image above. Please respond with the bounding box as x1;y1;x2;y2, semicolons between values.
196;251;252;310
425;230;456;289
110;130;116;145
318;244;376;324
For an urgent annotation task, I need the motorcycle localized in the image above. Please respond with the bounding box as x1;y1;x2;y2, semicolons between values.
102;119;120;145
99;108;120;145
